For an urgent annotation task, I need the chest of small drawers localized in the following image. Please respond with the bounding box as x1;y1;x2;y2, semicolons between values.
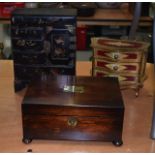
11;8;77;92
91;37;150;96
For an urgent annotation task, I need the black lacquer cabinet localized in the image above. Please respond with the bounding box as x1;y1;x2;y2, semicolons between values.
11;8;77;91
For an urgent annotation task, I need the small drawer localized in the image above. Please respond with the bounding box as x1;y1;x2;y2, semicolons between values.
94;59;139;74
11;26;44;40
93;48;142;62
12;39;44;51
13;52;46;65
93;69;138;85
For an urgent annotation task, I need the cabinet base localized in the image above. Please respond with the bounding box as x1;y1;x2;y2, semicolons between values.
22;137;123;146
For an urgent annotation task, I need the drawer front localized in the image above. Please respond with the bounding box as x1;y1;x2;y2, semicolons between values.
94;59;139;74
93;69;138;85
93;48;142;62
11;26;44;40
13;52;46;65
12;39;44;51
23;114;123;141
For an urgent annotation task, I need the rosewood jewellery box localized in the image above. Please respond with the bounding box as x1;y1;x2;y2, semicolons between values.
22;75;124;146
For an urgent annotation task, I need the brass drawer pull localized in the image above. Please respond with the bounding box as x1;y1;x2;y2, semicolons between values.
113;65;118;71
67;117;78;127
114;54;119;60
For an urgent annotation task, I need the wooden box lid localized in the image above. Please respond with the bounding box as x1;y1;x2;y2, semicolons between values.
23;75;124;109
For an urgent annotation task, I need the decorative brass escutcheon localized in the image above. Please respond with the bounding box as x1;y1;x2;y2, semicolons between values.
113;65;118;71
67;117;78;127
114;54;119;60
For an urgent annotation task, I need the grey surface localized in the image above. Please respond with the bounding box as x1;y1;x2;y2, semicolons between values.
150;13;155;139
129;2;142;40
76;50;92;61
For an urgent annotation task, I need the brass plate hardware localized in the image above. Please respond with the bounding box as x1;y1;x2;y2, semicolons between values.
63;85;84;93
67;117;78;127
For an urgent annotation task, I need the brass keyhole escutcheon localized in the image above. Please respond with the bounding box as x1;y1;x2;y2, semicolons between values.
67;117;78;127
114;54;119;60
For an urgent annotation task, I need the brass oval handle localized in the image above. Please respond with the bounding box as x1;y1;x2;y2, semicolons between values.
113;65;118;71
67;117;78;127
114;54;119;60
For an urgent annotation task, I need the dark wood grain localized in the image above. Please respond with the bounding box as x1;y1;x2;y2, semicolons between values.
23;104;123;117
24;75;124;108
22;75;124;144
23;114;123;141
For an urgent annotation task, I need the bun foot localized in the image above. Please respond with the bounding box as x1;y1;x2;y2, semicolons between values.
112;140;123;146
135;91;139;97
135;87;140;97
22;138;32;144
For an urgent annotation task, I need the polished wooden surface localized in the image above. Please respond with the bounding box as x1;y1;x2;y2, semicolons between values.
23;113;123;141
0;60;154;152
22;75;124;143
24;76;123;108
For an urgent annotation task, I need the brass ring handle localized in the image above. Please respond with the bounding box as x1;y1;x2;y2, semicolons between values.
67;117;78;127
114;54;119;60
113;65;118;71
